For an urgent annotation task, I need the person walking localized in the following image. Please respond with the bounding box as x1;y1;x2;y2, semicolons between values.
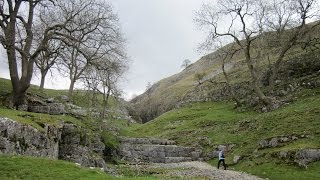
217;145;226;170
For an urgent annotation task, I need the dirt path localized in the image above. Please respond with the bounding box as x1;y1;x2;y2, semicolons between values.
149;161;264;180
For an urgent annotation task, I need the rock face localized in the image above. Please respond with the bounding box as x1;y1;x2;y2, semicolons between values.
59;124;106;168
274;149;320;167
29;103;65;115
0;117;106;168
119;137;202;163
257;134;307;149
0;117;59;159
295;149;320;167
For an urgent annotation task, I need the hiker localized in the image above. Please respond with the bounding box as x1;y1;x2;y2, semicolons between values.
217;145;226;170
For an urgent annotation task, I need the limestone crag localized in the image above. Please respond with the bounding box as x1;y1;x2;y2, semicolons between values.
0;117;59;159
59;124;106;168
258;134;308;149
274;148;320;167
29;103;66;115
0;117;106;168
119;137;202;163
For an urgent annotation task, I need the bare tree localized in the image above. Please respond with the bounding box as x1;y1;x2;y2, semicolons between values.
195;0;319;107
83;58;127;119
0;0;124;108
181;59;191;70
258;0;320;89
0;0;60;108
35;40;61;90
51;0;124;99
98;59;127;118
195;0;273;106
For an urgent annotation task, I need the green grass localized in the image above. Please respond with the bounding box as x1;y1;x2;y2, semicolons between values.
132;23;320;125
0;155;114;180
0;77;68;99
0;77;118;109
121;88;320;179
0;155;165;180
122;100;258;147
0;108;84;131
236;159;320;180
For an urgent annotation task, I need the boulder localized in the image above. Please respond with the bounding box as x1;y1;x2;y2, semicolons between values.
191;151;201;161
233;155;241;164
274;149;320;167
257;134;307;149
295;149;320;167
258;139;269;149
29;105;50;114
49;103;65;115
269;138;279;147
46;98;54;103
28;103;65;115
55;95;69;102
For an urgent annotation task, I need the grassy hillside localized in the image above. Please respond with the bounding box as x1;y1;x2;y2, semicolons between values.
0;155;115;180
121;88;320;179
0;78;155;179
0;77;120;110
130;22;320;122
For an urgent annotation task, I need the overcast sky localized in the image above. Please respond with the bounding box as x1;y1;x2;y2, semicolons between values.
0;0;208;100
111;0;208;99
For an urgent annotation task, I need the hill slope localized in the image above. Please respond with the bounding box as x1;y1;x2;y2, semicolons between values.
122;88;320;179
130;22;320;123
0;155;114;180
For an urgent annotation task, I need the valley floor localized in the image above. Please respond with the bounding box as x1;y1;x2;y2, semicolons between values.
146;161;263;180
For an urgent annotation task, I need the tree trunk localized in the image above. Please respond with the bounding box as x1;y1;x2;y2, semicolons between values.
7;40;31;108
39;70;48;90
267;43;293;91
7;89;28;109
102;88;111;119
101;87;106;119
4;1;36;108
244;47;272;106
68;79;75;99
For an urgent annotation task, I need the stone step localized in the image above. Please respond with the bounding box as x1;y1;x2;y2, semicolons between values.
120;144;196;157
164;157;193;163
119;136;202;164
119;136;176;145
119;143;202;163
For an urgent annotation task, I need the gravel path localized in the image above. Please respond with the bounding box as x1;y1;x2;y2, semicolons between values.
149;161;264;180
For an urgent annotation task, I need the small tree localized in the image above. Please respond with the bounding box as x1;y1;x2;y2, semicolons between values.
35;40;62;90
181;59;191;70
83;55;127;118
194;72;206;85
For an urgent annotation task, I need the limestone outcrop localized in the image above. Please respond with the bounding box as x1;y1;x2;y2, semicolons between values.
273;148;320;167
0;117;106;168
0;117;59;159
